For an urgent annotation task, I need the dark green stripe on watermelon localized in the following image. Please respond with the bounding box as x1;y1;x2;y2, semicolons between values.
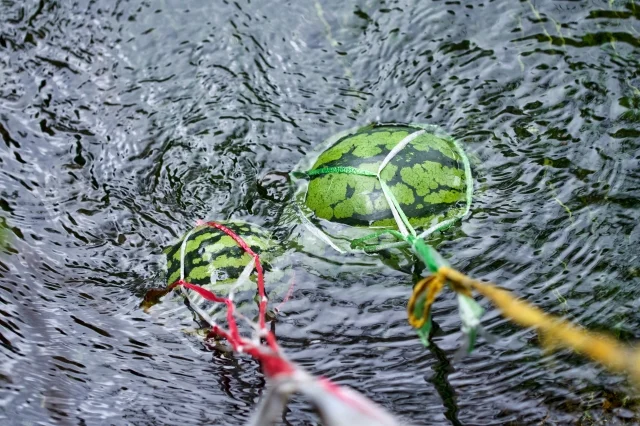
304;125;467;228
164;222;272;287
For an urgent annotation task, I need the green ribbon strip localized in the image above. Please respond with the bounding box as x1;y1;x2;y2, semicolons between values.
306;166;377;178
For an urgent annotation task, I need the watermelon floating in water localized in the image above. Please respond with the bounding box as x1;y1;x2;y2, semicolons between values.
162;220;284;321
164;221;274;287
290;123;472;253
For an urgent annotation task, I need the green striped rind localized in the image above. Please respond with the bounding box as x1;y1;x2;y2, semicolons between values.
304;125;468;229
163;221;295;324
164;221;273;287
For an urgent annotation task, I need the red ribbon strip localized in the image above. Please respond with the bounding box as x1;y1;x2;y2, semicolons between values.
170;221;284;372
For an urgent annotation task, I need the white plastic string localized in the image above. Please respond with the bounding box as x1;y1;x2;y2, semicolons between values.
376;130;424;237
228;257;256;302
296;204;346;253
179;226;216;327
379;181;409;237
416;136;473;239
378;129;424;173
179;227;196;282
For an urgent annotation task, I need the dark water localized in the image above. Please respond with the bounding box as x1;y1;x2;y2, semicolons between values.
1;0;639;424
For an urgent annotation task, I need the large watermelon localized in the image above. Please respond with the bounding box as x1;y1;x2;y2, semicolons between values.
290;123;472;253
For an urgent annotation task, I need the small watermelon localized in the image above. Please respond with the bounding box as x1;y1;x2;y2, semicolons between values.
290;123;472;252
164;221;273;287
163;220;280;321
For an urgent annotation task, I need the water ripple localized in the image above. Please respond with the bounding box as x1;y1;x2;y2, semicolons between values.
0;0;639;424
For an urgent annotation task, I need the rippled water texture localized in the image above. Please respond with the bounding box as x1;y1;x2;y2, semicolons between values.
1;0;639;424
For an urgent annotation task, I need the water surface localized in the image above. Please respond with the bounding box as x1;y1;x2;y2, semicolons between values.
1;0;639;424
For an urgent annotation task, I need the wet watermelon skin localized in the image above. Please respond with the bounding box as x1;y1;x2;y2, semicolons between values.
304;125;468;229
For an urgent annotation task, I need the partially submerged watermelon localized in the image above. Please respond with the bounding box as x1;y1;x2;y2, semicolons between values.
291;123;472;252
163;220;280;321
165;221;273;287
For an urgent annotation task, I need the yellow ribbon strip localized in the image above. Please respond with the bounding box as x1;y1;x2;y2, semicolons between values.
409;266;640;385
